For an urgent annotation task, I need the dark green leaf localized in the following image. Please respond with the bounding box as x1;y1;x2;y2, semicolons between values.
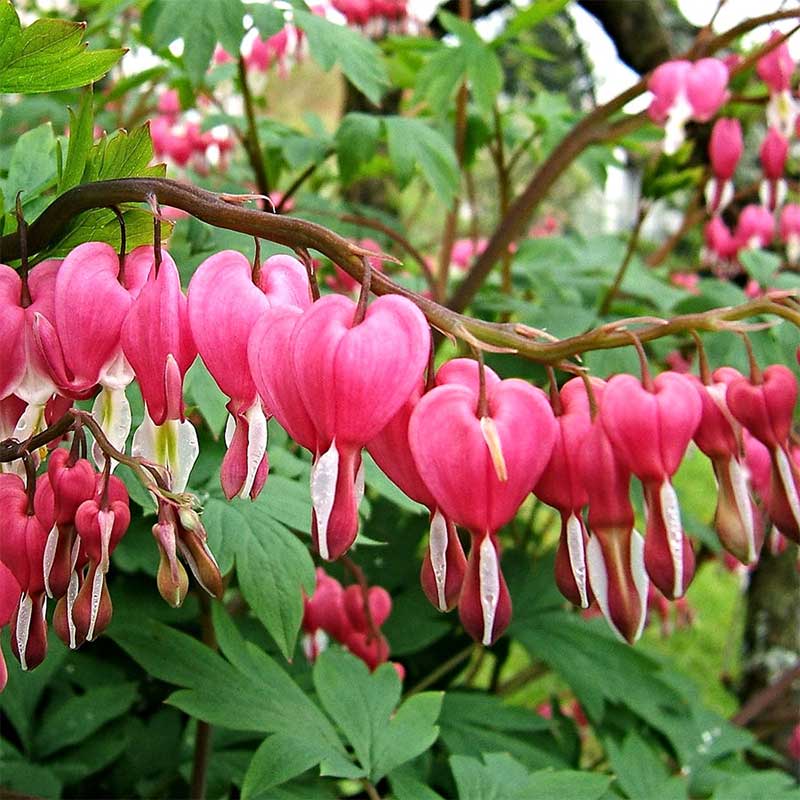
35;683;138;757
313;649;442;782
336;113;382;184
251;4;286;40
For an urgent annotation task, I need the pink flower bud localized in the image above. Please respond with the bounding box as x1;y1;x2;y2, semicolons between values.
709;118;743;180
760;127;789;181
757;32;794;93
735;205;775;250
780;204;800;263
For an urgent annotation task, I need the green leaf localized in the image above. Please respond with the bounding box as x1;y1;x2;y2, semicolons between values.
439;692;567;771
605;732;671;800
250;4;286;40
294;10;388;105
389;764;447;800
384;116;459;203
234;506;315;659
35;683;138;758
336;113;382;184
60;89;94;193
2;123;56;213
450;753;611;800
363;453;425;515
313;649;442;782
241;734;325;799
738;249;781;286
185;359;228;436
493;0;570;46
149;0;244;84
0;2;123;94
86;124;164;182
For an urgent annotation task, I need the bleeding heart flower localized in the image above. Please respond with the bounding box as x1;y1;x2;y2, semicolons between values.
705;118;742;213
534;377;602;609
759;127;789;210
579;421;649;644
290;293;430;560
409;361;556;644
691;369;762;564
757;32;797;135
726;365;800;544
367;378;467;612
601;372;701;599
188;251;311;499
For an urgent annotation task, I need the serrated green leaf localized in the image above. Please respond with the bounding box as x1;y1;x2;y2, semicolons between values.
35;683;138;757
313;649;442;782
384;116;459;203
294;10;387;105
738;249;781;286
250;4;286;40
336;112;381;184
87;124;164;181
61;88;94;192
234;506;315;659
2;123;56;214
0;3;123;94
149;0;244;85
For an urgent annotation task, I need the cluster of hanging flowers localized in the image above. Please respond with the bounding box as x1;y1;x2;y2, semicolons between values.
1;219;799;684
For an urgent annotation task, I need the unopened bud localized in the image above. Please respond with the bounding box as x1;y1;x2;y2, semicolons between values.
177;527;224;600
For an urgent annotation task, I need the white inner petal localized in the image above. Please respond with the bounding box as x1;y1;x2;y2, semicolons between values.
240;400;268;499
65;571;79;649
16;593;33;671
478;535;500;646
774;446;800;530
91;387;132;473
310;440;340;561
659;479;684;598
629;528;649;643
87;566;105;641
729;457;756;563
429;509;449;611
586;535;618;641
566;512;589;608
42;525;59;598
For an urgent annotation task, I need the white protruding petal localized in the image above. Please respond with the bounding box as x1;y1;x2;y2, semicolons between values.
478;535;500;646
176;537;219;597
774;446;800;530
729;457;756;563
429;509;449;611
302;629;329;662
42;525;59;598
132;415;199;493
659;479;684;598
663;95;691;155
224;413;236;447
86;566;105;641
11;403;47;472
587;529;648;644
15;593;33;670
311;440;340;561
98;349;135;391
97;509;115;573
65;571;79;649
480;417;507;482
91;387;131;472
240;401;268;499
566;512;589;608
629;529;649;643
354;457;366;510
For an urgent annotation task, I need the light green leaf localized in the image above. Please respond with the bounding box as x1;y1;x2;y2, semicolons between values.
738;249;781;286
0;2;123;94
250;4;286;40
294;10;388;105
493;0;570;46
3;123;56;212
384;116;459;203
241;734;326;799
185;360;228;436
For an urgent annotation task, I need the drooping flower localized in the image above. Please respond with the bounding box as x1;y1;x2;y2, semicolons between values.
188;251;311;500
408;359;556;644
757;32;797;135
705;118;742;213
601;372;701;599
759;127;789;211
